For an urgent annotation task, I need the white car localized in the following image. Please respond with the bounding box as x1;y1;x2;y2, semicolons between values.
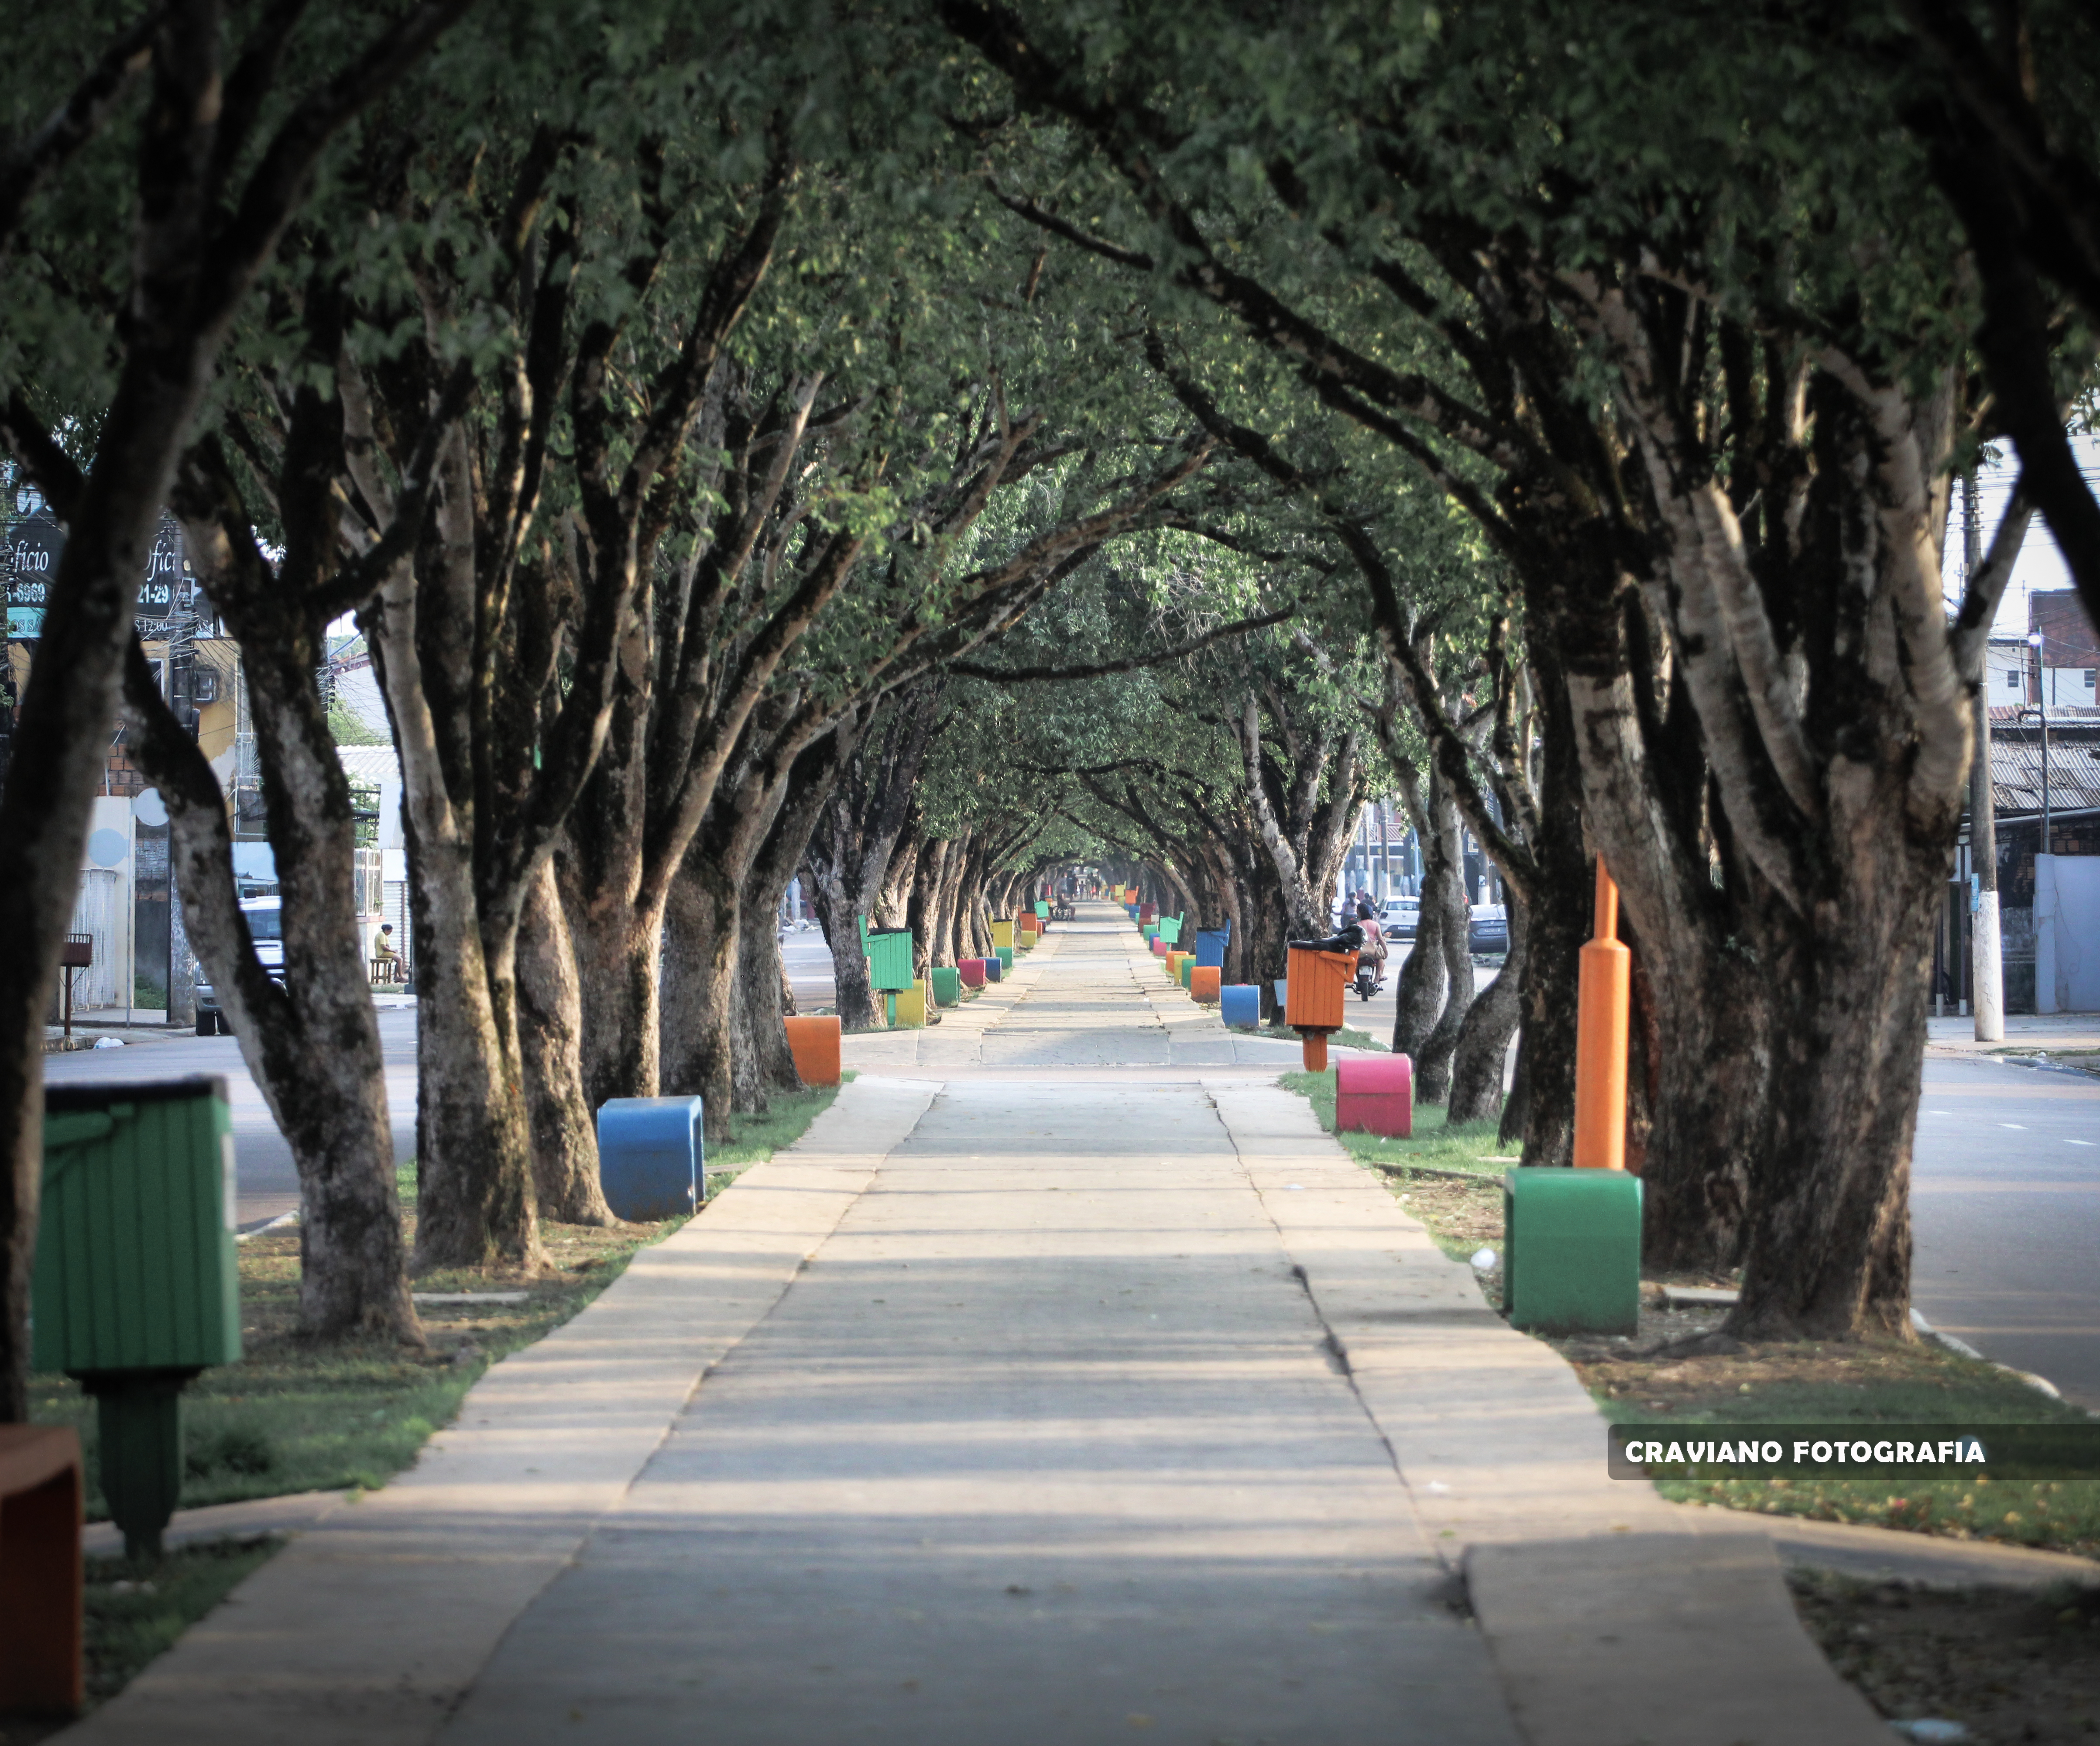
1376;896;1419;941
194;896;285;1035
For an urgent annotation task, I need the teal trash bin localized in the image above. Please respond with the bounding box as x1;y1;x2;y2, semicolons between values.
930;966;961;1007
996;946;1015;973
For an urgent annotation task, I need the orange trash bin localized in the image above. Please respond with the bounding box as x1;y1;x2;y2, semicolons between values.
784;1015;842;1087
1190;966;1221;1004
0;1426;83;1714
1285;945;1356;1071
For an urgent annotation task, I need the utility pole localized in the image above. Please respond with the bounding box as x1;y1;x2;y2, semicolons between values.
1969;468;2004;1041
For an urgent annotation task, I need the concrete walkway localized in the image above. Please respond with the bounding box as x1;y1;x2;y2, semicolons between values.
65;906;1889;1746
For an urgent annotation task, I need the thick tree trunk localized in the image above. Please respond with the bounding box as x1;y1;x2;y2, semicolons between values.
371;557;543;1274
1414;842;1477;1102
518;859;616;1226
132;649;420;1340
1448;892;1528;1124
1561;666;1762;1266
660;856;738;1141
404;843;543;1270
930;828;971;966
735;895;802;1103
1393;777;1458;1059
569;885;664;1111
807;859;883;1029
907;835;946;974
1502;668;1590;1164
1727;844;1943;1340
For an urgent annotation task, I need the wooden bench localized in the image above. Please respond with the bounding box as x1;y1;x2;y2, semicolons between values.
0;1426;83;1714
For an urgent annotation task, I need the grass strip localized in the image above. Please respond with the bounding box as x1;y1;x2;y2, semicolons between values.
1573;1337;2100;1560
30;1076;851;1520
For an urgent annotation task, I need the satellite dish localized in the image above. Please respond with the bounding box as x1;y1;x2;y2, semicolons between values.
134;788;169;827
87;828;128;868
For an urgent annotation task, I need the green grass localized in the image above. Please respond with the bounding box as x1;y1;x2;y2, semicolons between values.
1588;1351;2100;1558
1266;1024;1389;1053
1280;1068;1512;1175
84;1538;283;1706
30;1072;851;1520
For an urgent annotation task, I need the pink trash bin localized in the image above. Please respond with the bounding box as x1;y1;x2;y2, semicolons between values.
958;958;986;989
1336;1055;1413;1138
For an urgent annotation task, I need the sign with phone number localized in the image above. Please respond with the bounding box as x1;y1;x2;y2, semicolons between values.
6;515;189;639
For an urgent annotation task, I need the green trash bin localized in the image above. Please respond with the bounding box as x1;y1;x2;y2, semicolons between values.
996;946;1015;973
867;928;916;992
35;1076;241;1558
929;966;961;1007
1503;1168;1642;1336
1156;914;1183;945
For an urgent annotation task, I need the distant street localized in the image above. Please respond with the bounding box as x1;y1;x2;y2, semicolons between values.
42;1007;419;1228
1911;1055;2100;1410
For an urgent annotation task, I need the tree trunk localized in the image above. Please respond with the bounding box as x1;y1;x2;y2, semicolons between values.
130;647;420;1340
1415;841;1476;1102
370;556;543;1275
660;853;738;1141
1727;842;1943;1340
1448;891;1528;1124
518;859;616;1226
1502;665;1590;1165
1393;775;1457;1059
930;828;972;966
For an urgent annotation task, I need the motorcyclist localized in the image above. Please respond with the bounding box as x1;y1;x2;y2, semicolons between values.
1354;900;1386;977
1290;901;1378;963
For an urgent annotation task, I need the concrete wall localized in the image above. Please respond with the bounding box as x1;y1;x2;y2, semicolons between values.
2035;854;2100;1013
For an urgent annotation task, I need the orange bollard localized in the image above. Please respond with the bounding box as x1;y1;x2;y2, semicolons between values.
1572;859;1632;1169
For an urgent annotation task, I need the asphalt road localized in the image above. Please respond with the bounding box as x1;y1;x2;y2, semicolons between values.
1911;1055;2100;1409
42;1006;419;1228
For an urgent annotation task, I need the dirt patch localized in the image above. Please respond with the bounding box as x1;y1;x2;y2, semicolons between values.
1380;1169;1504;1258
1788;1569;2100;1743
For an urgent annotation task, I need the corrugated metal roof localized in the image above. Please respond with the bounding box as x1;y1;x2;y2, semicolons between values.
336;746;400;784
1991;729;2100;816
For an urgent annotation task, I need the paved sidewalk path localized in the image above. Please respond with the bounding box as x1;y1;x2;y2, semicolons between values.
66;906;1888;1746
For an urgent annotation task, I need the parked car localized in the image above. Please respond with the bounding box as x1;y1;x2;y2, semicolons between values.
1468;903;1509;957
1376;896;1420;941
194;896;286;1035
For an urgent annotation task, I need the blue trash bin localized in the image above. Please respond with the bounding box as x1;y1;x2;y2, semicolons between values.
596;1096;704;1221
1219;984;1259;1030
1194;928;1229;969
985;954;1003;982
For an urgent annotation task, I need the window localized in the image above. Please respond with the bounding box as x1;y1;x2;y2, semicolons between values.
2006;669;2021;689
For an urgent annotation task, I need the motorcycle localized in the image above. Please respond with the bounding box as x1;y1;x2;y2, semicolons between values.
1354;950;1386;1001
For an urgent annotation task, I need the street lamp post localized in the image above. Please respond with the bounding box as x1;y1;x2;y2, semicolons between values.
1967;474;2001;1038
2019;697;2056;1013
2025;630;2052;846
